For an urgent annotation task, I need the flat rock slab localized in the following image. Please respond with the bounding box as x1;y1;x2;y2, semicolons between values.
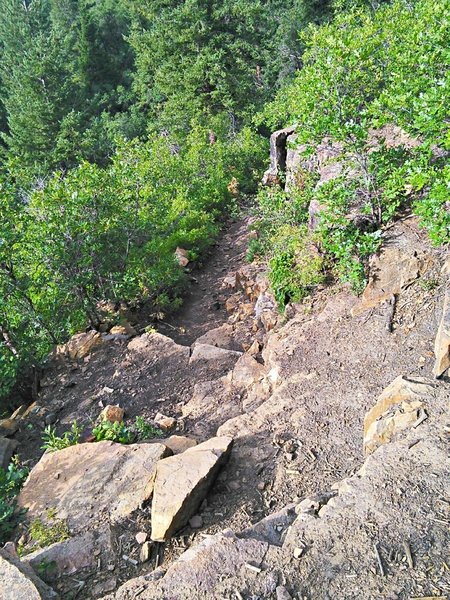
0;549;59;599
189;344;242;377
151;436;233;541
18;441;170;533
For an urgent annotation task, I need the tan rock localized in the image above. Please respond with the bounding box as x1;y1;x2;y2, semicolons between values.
433;283;450;377
246;340;261;355
0;436;18;469
0;549;59;599
163;435;197;455
18;441;170;533
100;405;124;423
154;413;177;432
9;405;27;420
56;330;103;360
151;437;233;541
0;418;19;437
175;247;189;267
189;343;242;375
352;247;422;316
363;375;433;454
228;354;266;389
225;294;240;313
194;323;236;351
109;322;137;337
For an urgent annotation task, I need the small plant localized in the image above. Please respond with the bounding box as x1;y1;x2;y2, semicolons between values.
92;416;163;444
92;420;134;444
133;416;163;440
0;461;29;544
41;421;82;452
29;512;70;549
418;277;439;291
35;557;57;579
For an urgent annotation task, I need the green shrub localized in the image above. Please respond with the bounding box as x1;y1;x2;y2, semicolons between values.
254;0;449;300
41;422;82;453
0;461;29;544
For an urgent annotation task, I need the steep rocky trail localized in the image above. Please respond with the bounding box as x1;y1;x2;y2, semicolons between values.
2;209;449;600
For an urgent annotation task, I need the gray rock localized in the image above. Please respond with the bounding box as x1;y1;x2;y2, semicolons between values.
0;549;59;599
0;436;18;469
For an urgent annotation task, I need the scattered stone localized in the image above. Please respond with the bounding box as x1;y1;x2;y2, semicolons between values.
293;546;304;559
135;532;147;545
44;412;57;426
114;530;268;598
163;435;197;455
18;441;170;533
0;549;59;599
91;577;117;596
154;413;177;432
175;247;189;267
9;405;27;420
363;376;434;454
433;281;450;377
276;586;293;600
100;405;124;423
189;515;203;529
139;542;152;564
151;436;233;541
194;323;237;351
0;436;18;469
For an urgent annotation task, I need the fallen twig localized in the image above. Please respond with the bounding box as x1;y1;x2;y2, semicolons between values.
373;543;385;577
403;541;414;568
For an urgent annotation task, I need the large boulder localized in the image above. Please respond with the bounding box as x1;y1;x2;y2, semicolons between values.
189;344;242;377
0;549;59;599
352;246;423;316
262;126;296;186
151;436;233;541
18;441;170;533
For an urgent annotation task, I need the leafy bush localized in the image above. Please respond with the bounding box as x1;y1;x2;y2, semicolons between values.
0;461;29;544
254;0;449;298
92;416;163;444
41;422;82;453
0;126;266;405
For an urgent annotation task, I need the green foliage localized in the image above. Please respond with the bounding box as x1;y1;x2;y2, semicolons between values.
41;422;82;452
92;416;163;443
29;513;70;549
0;461;29;544
255;0;449;298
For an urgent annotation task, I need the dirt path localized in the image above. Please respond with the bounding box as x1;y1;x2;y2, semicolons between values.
157;215;250;345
